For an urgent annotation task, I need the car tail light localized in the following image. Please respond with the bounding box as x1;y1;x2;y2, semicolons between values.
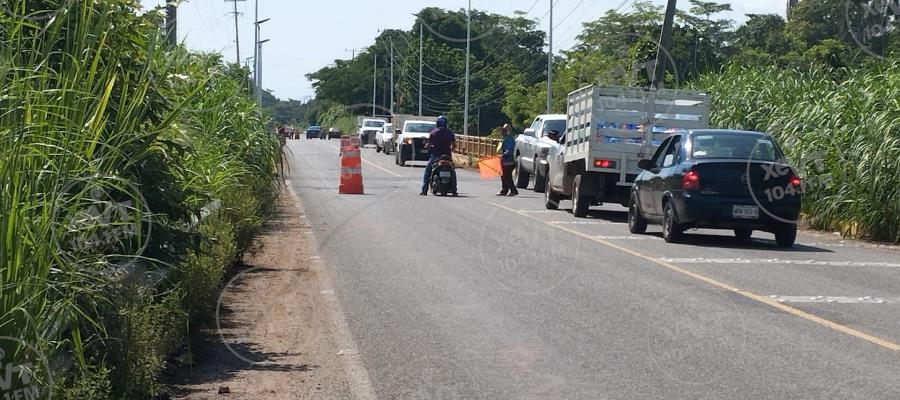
789;174;801;188
593;159;617;169
681;170;700;191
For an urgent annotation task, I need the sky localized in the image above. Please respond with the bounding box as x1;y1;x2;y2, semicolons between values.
139;0;787;101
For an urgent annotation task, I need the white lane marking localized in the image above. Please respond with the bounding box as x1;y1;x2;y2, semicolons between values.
548;220;615;225
770;295;899;305
284;183;377;400
800;242;900;251
595;235;648;240
661;258;900;269
326;143;404;178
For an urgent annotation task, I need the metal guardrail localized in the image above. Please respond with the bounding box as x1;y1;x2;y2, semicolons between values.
455;135;502;159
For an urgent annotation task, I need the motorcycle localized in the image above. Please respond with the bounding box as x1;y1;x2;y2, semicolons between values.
430;155;458;197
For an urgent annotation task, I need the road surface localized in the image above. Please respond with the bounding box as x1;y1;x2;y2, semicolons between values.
285;138;900;399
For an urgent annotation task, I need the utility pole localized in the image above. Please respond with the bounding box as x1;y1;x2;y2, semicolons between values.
258;39;269;103
372;53;377;116
547;0;553;114
419;22;423;116
463;0;471;134
652;0;677;89
226;0;246;65
253;0;258;101
165;3;177;47
390;38;395;114
255;17;271;106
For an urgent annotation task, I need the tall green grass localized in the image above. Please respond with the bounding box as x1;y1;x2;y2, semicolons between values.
1;1;280;397
700;62;900;242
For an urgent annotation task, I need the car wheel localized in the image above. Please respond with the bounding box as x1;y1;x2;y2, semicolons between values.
662;201;684;243
628;193;648;234
515;158;530;189
775;225;797;248
376;143;382;153
572;175;590;218
533;158;547;193
734;228;753;242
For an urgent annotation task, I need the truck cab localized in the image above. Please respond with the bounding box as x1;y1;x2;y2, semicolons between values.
514;114;567;193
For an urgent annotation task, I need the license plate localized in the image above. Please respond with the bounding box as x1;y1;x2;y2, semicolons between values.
732;205;759;219
439;171;451;178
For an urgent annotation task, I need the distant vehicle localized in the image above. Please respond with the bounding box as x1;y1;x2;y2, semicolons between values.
628;130;801;247
395;119;438;167
376;123;394;154
358;118;386;146
328;127;343;139
514;114;567;193
305;125;323;139
544;85;710;218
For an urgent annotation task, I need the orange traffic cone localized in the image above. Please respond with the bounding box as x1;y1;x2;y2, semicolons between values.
339;146;364;194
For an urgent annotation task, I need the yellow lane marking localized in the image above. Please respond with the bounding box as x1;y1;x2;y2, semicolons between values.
326;143;404;178
484;200;900;353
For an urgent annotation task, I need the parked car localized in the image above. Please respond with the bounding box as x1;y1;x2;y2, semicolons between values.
376;123;394;154
328;127;343;139
305;126;323;139
514;114;566;193
628;129;801;247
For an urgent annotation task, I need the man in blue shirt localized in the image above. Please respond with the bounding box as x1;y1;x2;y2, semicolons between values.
421;116;456;196
498;124;518;196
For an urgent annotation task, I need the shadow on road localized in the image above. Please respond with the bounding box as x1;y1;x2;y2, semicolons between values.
644;232;833;253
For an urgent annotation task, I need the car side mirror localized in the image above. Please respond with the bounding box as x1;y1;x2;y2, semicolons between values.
638;159;654;170
523;128;536;138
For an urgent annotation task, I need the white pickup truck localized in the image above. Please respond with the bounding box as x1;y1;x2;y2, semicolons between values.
543;85;710;217
393;116;438;167
513;114;567;193
357;118;387;147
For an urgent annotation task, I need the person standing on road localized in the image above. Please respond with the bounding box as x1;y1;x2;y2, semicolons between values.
421;116;456;196
497;124;519;196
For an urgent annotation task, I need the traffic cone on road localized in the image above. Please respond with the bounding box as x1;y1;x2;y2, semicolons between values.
339;145;364;195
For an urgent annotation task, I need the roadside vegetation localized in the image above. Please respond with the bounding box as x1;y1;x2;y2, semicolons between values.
306;0;899;242
0;1;280;398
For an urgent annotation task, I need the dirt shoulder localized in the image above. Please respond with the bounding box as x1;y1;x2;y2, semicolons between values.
166;189;355;399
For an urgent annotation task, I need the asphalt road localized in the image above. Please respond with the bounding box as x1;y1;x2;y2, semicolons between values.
285;138;900;400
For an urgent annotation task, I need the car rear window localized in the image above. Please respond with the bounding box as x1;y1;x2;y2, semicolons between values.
691;134;781;161
364;121;385;128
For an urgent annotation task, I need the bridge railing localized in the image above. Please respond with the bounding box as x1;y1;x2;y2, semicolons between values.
455;135;501;159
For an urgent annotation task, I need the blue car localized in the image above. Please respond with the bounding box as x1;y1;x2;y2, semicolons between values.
628;130;801;247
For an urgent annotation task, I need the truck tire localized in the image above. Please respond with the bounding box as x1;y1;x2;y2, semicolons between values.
533;158;547;193
376;143;382;153
398;146;408;167
662;201;684;243
628;193;648;234
572;175;590;218
515;158;530;189
544;165;560;210
384;143;391;155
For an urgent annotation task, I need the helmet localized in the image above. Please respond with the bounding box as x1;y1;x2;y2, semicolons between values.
436;115;448;128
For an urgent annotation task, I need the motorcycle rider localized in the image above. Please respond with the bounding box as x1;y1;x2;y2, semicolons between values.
421;116;456;196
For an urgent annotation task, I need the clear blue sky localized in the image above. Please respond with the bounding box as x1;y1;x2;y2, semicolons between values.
140;0;785;101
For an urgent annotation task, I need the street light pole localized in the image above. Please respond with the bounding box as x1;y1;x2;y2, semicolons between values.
390;38;394;115
463;0;471;134
372;53;377;117
419;22;423;116
257;38;269;103
547;0;553;114
253;0;258;100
